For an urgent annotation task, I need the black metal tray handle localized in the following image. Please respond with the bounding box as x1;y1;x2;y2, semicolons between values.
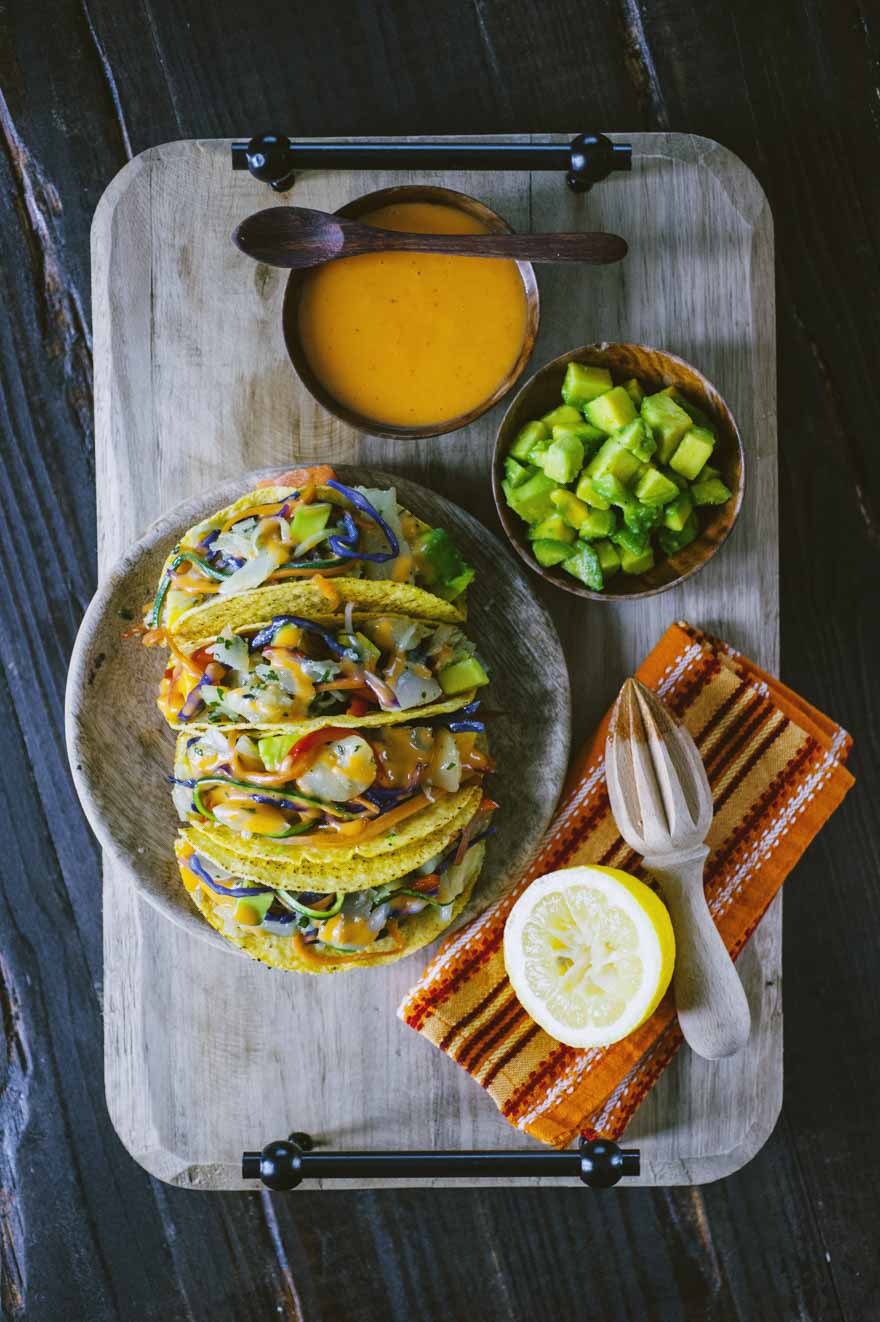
231;133;632;194
243;1134;640;1190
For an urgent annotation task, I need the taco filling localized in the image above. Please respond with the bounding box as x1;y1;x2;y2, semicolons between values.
173;715;494;846
177;820;492;961
146;470;474;630
159;614;489;726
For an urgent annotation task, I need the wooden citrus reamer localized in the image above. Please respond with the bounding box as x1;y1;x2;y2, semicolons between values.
605;678;751;1059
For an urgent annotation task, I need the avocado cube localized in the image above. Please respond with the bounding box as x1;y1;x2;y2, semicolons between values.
586;436;642;486
509;419;549;461
690;476;732;506
529;513;575;544
553;423;604;463
541;404;584;430
574;473;611;510
669;427;716;481
622;377;644;408
438;656;490;694
658;385;715;432
619;544;655;576
694;463;721;482
594;539;621;577
542;433;584;484
624;500;662;536
505;471;560;524
528;439;551;470
550;488;591;531
634;465;680;506
504;456;532;489
658;512;700;556
611;523;650;557
641;393;694;464
291;501;331;542
592;472;633;509
615;418;656;463
578;507;617;539
663;491;694;532
233;891;276;926
561;361;613;408
585;386;638;434
532;538;575;568
562;542;604;591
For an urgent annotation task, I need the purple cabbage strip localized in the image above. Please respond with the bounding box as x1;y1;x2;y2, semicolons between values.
186;852;274;897
447;720;485;734
250;614;354;659
326;479;400;563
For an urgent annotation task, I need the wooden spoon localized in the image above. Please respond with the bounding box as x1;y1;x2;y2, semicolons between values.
233;206;628;270
605;678;751;1060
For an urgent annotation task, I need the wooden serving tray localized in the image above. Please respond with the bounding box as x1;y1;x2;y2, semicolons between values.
90;134;777;1188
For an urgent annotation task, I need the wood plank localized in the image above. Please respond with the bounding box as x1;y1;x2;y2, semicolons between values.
90;133;778;1188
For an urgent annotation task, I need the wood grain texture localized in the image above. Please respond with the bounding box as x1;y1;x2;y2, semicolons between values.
1;0;877;1316
89;134;777;1190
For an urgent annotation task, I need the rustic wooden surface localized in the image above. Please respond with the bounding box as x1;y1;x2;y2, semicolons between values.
85;132;777;1190
0;0;875;1316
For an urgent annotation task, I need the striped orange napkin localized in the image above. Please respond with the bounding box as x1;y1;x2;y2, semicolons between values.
399;621;854;1148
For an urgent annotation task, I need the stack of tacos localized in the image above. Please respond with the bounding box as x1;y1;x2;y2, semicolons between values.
145;467;496;974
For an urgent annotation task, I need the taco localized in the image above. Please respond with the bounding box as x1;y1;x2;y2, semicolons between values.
172;716;493;867
145;466;475;638
175;825;490;973
158;603;489;730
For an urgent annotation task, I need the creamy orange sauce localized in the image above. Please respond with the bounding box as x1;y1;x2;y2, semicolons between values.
297;201;528;426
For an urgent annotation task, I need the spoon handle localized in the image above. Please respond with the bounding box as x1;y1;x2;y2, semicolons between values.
366;229;628;264
642;849;751;1060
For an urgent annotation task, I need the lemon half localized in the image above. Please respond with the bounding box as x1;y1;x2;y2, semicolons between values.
503;866;675;1048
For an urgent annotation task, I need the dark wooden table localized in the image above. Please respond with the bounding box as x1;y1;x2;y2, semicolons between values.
1;1;876;1317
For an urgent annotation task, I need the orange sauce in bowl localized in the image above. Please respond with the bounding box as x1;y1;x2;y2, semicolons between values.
297;201;528;427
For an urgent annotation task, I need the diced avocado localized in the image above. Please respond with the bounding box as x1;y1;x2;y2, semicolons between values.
413;528;475;600
694;462;721;482
561;361;613;408
505;471;560;524
504;456;531;488
258;732;298;770
658;512;700;557
585;386;638;434
529;513;575;544
658;385;715;432
586;436;642;486
611;523;650;557
663;491;694;532
578;507;617;539
553;422;604;461
690;476;732;506
622;377;644;408
532;538;575;568
290;501;331;542
438;656;490;695
623;500;662;536
619;544;656;575
501;478;515;505
593;472;633;509
669;426;716;481
634;465;680;506
575;473;611;510
550;488;591;531
509;419;549;461
562;542;604;591
594;539;621;577
615;418;656;463
541;404;584;430
641;393;694;464
543;433;584;484
528;439;551;469
233;891;276;926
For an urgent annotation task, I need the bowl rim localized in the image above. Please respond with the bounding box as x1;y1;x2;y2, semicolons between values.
282;182;540;440
490;341;746;603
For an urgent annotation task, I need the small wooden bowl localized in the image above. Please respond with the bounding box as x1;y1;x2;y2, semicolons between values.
491;343;745;602
282;184;540;440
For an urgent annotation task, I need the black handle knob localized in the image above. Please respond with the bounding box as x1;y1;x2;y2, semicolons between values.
567;133;632;193
578;1136;640;1187
244;133;296;192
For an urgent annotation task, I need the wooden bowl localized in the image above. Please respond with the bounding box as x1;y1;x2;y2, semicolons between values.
491;342;745;602
283;184;540;440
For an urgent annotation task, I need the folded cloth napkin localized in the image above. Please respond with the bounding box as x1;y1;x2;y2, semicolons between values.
398;621;854;1148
